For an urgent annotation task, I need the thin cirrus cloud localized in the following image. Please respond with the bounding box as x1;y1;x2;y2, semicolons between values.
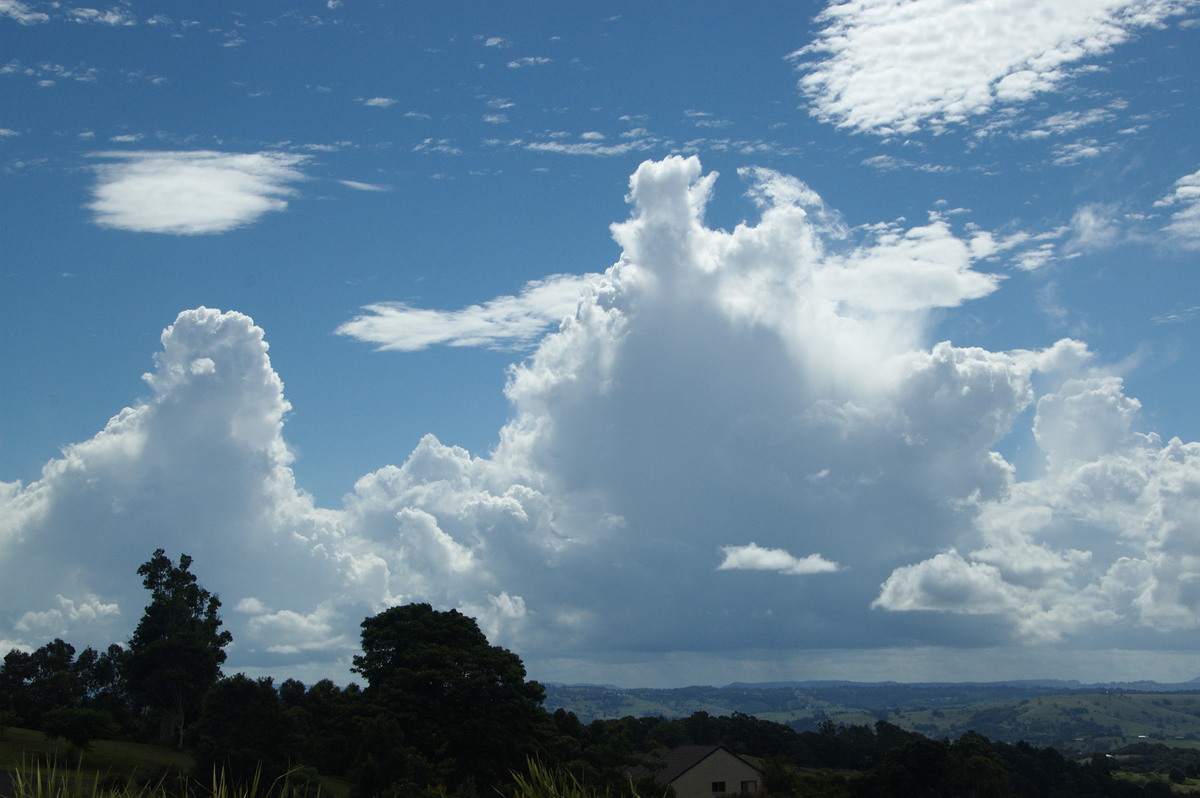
508;57;551;68
793;0;1195;136
86;150;309;234
339;179;390;192
1155;168;1200;247
522;137;656;157
336;274;595;351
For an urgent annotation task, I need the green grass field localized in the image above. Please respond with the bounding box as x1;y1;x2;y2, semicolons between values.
0;726;191;779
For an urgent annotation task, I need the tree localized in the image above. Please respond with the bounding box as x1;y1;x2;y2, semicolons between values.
41;706;117;751
125;549;232;747
74;643;134;730
190;674;298;789
350;603;553;794
281;679;363;778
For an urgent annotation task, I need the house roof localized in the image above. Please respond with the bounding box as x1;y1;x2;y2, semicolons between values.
624;745;761;785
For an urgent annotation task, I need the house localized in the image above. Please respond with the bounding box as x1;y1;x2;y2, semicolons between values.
625;745;763;798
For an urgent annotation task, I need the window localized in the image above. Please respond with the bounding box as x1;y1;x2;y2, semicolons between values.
740;781;758;793
711;782;726;794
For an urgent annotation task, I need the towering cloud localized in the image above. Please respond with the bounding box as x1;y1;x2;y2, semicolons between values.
4;157;1200;683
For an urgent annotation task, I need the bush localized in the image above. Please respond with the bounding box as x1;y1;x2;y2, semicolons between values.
40;706;118;750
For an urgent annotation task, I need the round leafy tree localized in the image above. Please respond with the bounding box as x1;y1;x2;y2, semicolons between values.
351;603;551;794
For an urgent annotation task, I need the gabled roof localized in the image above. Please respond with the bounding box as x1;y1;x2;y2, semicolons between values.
624;745;761;785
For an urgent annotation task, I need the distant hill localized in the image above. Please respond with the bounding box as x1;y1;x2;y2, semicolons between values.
542;680;1200;752
720;679;1200;692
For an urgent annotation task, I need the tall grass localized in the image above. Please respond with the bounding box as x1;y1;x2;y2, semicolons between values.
4;759;321;798
510;760;666;798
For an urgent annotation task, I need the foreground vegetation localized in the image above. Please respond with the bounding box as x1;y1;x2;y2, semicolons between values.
2;550;1196;796
5;712;1197;797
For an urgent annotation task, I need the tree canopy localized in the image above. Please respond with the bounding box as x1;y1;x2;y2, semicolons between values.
351;603;552;794
124;549;232;747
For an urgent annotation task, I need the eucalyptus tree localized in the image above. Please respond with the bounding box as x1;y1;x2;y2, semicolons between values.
124;549;232;746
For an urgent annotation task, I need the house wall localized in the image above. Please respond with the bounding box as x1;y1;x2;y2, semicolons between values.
670;750;761;798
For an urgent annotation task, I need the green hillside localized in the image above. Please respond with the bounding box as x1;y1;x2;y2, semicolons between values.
544;683;1200;752
891;692;1200;750
0;725;191;780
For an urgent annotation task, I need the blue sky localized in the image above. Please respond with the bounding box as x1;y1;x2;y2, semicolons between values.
3;0;1200;688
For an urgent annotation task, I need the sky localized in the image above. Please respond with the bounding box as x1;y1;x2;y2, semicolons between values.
3;0;1200;690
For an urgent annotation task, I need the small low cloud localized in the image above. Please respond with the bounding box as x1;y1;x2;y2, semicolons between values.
522;137;655;157
1025;106;1119;138
508;57;551;69
339;179;389;192
1155;169;1200;248
874;551;1016;614
362;97;397;108
337;274;595;351
86;150;309;234
16;594;120;637
1050;139;1114;167
0;0;49;24
413;138;462;155
1066;203;1121;253
718;543;840;575
68;7;136;26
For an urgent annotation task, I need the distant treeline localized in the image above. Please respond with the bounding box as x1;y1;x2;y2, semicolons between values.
0;551;1189;797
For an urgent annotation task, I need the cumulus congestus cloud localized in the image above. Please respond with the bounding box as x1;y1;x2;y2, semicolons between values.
4;157;1200;681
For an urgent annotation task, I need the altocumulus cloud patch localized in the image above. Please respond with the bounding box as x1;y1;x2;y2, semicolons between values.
794;0;1197;136
86;150;309;234
6;157;1200;684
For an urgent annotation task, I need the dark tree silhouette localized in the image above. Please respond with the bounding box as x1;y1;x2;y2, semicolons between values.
125;549;232;747
40;706;117;751
350;603;552;794
190;674;298;788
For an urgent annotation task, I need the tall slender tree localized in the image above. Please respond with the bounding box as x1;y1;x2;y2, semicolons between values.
124;549;232;747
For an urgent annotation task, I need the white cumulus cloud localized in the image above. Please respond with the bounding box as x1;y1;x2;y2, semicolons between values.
337;274;595;351
0;0;48;24
68;7;136;25
794;0;1194;136
86;151;309;234
718;543;840;575
7;157;1200;684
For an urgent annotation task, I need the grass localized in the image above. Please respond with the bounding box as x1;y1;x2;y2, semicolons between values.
0;727;352;798
0;726;191;780
511;760;669;798
1;757;337;798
